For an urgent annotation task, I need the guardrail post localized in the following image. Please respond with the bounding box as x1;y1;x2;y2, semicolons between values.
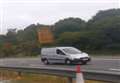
16;72;22;80
76;65;84;83
18;72;22;76
68;77;73;83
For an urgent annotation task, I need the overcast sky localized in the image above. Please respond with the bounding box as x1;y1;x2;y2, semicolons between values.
0;0;119;34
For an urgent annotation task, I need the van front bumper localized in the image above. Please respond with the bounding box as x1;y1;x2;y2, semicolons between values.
71;57;91;63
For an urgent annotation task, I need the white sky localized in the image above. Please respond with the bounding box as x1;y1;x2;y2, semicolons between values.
0;0;119;34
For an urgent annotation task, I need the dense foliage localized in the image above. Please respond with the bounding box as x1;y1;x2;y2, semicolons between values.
54;17;86;37
0;9;120;57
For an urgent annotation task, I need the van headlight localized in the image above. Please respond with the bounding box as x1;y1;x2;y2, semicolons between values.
83;52;89;57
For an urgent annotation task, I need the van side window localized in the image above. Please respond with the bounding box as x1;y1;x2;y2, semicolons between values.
56;49;65;55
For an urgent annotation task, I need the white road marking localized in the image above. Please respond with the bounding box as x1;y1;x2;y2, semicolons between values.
93;58;120;61
109;68;120;72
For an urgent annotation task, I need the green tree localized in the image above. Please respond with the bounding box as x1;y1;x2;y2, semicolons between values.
57;32;91;50
54;17;86;37
86;9;120;50
6;28;17;44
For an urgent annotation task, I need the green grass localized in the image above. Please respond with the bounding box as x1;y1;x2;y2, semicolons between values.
0;70;110;83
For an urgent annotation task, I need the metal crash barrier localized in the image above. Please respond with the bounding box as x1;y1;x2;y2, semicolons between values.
0;65;119;83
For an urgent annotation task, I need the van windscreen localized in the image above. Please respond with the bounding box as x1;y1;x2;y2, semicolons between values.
62;48;81;54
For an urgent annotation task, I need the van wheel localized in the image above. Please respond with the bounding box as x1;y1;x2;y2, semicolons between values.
65;59;71;65
43;59;49;65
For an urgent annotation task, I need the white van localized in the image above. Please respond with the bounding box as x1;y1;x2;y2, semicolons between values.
41;47;91;65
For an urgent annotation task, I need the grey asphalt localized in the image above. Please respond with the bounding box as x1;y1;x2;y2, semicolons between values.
0;57;120;73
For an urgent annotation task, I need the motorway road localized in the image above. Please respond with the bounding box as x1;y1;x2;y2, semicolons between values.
0;57;120;73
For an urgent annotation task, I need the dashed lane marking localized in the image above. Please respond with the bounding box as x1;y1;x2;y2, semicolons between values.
109;68;120;72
